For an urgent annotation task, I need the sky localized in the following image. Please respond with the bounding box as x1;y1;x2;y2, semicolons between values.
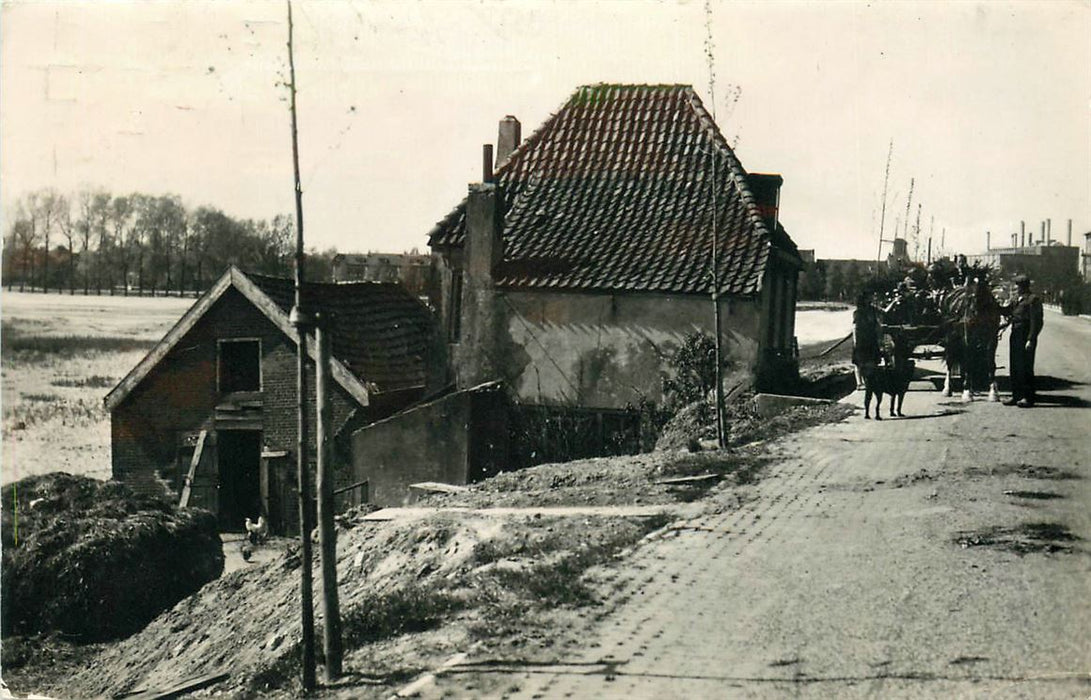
2;0;1089;261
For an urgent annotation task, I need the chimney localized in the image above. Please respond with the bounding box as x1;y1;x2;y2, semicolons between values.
1020;220;1025;247
458;180;504;387
745;173;783;232
1047;218;1052;245
986;231;990;251
482;144;494;183
1040;221;1046;245
1068;219;1073;246
466;182;503;282
496;115;521;168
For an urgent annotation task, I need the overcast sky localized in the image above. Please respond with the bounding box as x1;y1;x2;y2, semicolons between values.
2;0;1089;261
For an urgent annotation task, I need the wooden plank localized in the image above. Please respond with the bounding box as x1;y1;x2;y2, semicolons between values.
114;671;229;700
409;482;469;494
817;332;852;357
178;430;207;508
332;478;369;496
655;473;721;486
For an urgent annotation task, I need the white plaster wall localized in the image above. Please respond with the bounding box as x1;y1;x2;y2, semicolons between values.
500;291;761;409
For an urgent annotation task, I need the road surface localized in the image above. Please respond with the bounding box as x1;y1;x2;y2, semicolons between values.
432;310;1091;699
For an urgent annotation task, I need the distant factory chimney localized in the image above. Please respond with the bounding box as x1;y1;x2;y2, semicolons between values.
1047;218;1052;245
1020;220;1025;247
1068;219;1073;246
986;231;991;251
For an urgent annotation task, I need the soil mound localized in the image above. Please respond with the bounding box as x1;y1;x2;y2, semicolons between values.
2;472;223;641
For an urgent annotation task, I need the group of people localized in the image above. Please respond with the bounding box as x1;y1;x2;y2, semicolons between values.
852;272;1044;407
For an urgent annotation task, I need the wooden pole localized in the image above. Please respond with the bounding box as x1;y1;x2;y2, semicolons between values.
704;0;726;448
285;0;316;691
315;320;342;680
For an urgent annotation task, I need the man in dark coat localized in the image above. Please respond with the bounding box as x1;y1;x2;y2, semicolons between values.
1001;274;1044;407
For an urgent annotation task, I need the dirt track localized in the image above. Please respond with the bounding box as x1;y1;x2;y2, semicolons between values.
427;310;1091;699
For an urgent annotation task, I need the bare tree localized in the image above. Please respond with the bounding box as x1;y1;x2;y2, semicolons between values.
13;193;41;292
108;195;135;295
34;189;67;293
75;190;107;295
57;196;78;294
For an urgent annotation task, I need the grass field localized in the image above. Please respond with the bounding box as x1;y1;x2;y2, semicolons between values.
1;291;194;485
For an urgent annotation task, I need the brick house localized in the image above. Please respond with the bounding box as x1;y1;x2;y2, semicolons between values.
104;266;446;534
428;84;803;410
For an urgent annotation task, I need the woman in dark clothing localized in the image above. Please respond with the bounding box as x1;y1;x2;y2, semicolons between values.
852;290;882;389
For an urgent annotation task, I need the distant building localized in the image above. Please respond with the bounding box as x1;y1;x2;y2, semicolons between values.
967;243;1080;293
331;250;439;307
1083;232;1091;282
821;238;911;280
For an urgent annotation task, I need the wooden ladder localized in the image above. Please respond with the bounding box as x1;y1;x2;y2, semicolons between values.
178;429;208;508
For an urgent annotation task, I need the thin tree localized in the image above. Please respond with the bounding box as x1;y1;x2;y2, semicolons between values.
16;193;40;292
876;139;894;263
11;217;37;292
36;189;66;293
902;177;915;250
57;196;78;294
93;192;111;294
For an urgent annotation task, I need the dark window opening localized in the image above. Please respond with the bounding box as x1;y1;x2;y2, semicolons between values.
220;339;261;392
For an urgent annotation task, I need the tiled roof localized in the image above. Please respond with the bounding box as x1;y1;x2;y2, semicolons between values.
428;84;799;296
245;274;437;393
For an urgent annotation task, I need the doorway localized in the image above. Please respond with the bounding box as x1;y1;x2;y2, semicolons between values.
216;430;262;532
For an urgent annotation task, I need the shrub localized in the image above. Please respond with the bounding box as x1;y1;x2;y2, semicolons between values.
2;473;224;641
662;332;718;412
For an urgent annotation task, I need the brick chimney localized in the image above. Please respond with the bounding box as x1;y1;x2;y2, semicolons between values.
745;173;783;232
496;116;521;168
457;155;505;388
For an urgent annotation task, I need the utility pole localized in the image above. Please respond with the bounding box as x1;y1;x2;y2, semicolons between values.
285;1;316;691
316;319;342;680
704;0;726;448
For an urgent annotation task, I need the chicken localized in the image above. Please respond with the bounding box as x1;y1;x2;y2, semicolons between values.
244;515;268;545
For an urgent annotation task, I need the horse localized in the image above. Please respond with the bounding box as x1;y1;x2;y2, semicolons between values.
936;275;1003;401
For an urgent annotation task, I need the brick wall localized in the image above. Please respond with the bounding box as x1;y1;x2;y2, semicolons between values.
111;288;362;519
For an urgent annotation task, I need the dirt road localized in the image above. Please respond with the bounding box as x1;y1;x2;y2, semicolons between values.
433;310;1091;698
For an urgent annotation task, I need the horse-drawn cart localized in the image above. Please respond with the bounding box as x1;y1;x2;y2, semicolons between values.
880;323;944;359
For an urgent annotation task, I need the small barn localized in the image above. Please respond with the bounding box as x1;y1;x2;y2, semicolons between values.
428;83;804;409
105;266;446;534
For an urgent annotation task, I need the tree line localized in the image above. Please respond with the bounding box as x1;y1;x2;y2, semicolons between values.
3;188;338;296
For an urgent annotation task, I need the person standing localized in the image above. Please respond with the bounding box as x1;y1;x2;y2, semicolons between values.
852;289;882;390
1001;274;1044;407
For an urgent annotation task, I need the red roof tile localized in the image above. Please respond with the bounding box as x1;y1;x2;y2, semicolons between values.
428;84;798;296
